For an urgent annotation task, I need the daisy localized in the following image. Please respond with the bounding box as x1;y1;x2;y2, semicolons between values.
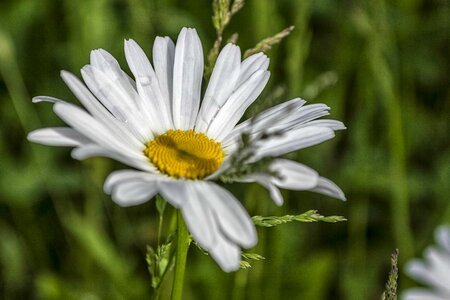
401;225;450;300
28;27;345;272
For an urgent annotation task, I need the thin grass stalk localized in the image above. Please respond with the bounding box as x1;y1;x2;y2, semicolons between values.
369;0;414;261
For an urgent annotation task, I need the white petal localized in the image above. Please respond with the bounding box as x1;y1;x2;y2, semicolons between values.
81;64;151;141
89;48;135;87
28;127;90;147
264;103;331;134
53;102;143;158
104;170;161;194
209;231;241;272
32;96;66;104
424;247;450;293
401;289;448;300
207;69;270;141
196;44;241;132
436;225;450;253
169;181;245;272
231;98;305;135
299;119;346;131
60;71;144;148
406;259;437;290
220;98;306;148
270;159;319;191
311;176;346;201
253;126;335;160
111;180;158;206
153;36;175;104
89;49;137;90
158;180;189;208
237;52;269;88
180;182;218;251
72;145;155;172
202;182;257;248
241;174;284;206
172;28;204;130
124;39;173;133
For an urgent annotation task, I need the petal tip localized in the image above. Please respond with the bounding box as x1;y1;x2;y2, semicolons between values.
31;96;42;103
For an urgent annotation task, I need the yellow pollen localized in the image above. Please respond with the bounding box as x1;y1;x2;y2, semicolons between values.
144;129;224;180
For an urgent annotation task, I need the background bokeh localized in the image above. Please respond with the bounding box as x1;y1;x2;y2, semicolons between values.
0;0;449;299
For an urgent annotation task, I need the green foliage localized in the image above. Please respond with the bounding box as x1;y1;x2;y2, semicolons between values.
252;210;347;227
0;0;449;299
146;240;174;290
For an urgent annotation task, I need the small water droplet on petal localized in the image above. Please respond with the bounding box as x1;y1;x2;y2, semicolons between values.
138;76;151;86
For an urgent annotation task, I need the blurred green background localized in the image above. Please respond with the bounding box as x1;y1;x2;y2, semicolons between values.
0;0;449;299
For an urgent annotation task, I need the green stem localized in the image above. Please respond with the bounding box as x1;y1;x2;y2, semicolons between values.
171;211;190;300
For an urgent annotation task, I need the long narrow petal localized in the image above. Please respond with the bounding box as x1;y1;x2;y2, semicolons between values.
436;226;450;253
81;65;150;141
180;182;218;251
297;119;346;131
32;96;66;104
237;52;269;88
195;44;241;132
402;289;448;300
241;160;345;203
89;49;141;108
104;170;161;194
172;28;204;130
60;71;144;148
240;174;284;205
184;183;243;272
407;260;441;291
259;103;331;135
209;231;241;272
270;159;319;190
158;180;189;208
111;180;158;206
53;102;144;158
207;69;270;141
220;98;306;148
311;176;346;201
153;36;175;105
72;145;156;172
201;182;257;248
125;39;173;133
253;126;335;160
228;98;305;136
28;127;90;147
425;248;450;293
90;48;137;90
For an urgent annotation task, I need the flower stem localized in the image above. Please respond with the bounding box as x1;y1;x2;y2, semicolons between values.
171;210;190;300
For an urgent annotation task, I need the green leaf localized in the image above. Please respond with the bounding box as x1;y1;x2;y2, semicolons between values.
146;236;175;289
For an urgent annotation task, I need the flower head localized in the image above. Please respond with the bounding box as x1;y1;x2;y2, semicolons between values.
28;27;345;272
401;225;450;300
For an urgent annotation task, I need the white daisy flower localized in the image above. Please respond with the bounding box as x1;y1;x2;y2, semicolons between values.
401;225;450;300
28;27;345;272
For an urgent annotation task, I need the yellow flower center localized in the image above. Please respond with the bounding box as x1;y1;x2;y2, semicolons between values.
144;129;224;180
